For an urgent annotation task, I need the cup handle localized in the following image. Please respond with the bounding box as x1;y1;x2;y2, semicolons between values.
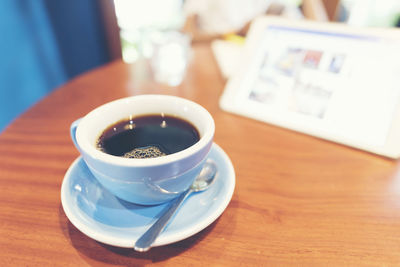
70;118;82;152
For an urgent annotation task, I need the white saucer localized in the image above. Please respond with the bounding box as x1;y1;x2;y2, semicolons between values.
61;143;235;248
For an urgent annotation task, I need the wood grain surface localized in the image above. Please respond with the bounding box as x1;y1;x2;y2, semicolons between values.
1;44;400;266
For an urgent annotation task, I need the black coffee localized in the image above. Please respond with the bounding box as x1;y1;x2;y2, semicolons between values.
96;114;200;159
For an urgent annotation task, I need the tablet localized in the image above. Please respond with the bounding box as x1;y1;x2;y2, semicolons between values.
220;16;400;158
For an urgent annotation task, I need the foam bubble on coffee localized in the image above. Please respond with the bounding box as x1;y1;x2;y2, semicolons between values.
123;146;166;159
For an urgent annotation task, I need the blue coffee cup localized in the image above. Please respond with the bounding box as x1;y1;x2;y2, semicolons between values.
70;95;214;205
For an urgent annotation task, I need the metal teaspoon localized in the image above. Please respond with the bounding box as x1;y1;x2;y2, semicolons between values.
134;160;218;252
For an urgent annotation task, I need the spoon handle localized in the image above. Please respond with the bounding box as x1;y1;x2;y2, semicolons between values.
134;188;191;252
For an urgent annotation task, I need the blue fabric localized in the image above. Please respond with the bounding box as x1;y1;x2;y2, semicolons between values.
44;1;110;78
0;0;111;131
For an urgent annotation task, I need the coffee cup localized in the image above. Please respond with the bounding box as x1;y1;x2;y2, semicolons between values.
70;94;214;205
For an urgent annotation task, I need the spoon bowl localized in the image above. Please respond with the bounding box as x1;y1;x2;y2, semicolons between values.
190;160;218;192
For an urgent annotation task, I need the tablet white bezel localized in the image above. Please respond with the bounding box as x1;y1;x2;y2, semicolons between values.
220;16;400;158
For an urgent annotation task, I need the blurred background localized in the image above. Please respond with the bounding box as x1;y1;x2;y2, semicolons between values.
1;0;400;132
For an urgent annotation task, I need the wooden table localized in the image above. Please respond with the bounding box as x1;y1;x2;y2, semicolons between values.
1;43;400;266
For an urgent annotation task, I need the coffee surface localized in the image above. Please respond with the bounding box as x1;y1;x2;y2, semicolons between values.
97;114;200;158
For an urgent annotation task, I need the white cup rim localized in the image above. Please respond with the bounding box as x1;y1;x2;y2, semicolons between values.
75;95;215;167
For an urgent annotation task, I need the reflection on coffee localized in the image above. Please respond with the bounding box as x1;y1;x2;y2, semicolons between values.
96;114;200;159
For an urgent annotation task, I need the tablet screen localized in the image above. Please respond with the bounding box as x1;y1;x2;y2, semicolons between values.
235;25;400;147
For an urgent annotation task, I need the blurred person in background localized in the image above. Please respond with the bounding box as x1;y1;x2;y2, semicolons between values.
182;0;303;42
